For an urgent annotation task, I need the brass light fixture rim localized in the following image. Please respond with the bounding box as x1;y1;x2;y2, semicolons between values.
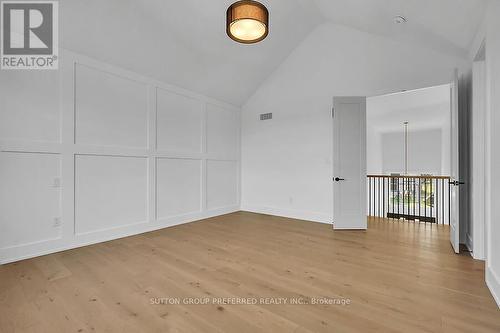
226;0;269;44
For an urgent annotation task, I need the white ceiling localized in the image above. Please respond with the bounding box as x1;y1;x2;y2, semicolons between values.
313;0;487;58
367;84;451;132
60;0;322;106
61;0;486;106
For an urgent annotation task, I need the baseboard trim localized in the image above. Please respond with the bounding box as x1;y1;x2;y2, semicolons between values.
486;266;500;308
240;205;331;224
465;232;473;253
0;206;240;265
333;225;367;230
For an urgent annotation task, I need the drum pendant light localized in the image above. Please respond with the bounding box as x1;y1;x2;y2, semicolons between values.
226;1;269;44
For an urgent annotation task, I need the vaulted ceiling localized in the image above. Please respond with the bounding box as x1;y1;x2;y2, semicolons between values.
313;0;487;58
61;0;486;106
367;85;451;132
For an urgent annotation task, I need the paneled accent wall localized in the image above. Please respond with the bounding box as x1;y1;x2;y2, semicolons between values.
0;50;240;264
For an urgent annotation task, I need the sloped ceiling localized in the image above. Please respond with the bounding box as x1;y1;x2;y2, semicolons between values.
367;85;451;132
60;0;323;106
312;0;487;58
61;0;486;106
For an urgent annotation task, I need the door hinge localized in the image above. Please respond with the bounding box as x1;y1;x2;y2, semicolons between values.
331;107;335;118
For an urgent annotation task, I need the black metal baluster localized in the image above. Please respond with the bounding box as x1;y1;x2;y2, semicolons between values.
372;177;375;217
430;178;433;223
418;177;421;219
385;177;391;217
378;177;380;218
403;178;406;219
406;177;409;219
373;177;376;217
379;177;382;218
413;177;416;217
382;177;385;218
371;177;373;218
442;178;445;225
401;177;404;219
376;177;378;217
435;178;439;224
407;177;410;218
397;177;400;217
367;176;450;225
424;178;427;222
391;177;395;218
369;177;371;216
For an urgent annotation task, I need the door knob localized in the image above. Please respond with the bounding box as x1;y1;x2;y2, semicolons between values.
334;177;345;182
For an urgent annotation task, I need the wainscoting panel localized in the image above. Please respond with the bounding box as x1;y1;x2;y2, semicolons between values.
156;158;202;219
0;50;240;264
207;103;239;158
74;154;149;235
0;152;62;249
207;160;238;209
156;88;204;153
74;64;149;148
0;70;60;143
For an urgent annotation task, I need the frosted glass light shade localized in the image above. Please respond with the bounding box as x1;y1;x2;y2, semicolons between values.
227;1;269;44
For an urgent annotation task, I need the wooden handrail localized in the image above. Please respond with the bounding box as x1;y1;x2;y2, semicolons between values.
367;174;451;180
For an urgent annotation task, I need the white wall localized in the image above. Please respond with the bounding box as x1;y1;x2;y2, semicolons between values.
470;60;486;259
366;86;451;176
379;128;443;175
469;0;500;307
0;50;240;264
366;125;382;174
241;22;467;223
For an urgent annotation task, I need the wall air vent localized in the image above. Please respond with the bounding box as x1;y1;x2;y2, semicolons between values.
260;113;272;121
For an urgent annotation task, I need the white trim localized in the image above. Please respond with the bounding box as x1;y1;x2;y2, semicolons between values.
240;205;331;224
0;206;239;265
469;18;487;61
471;60;486;260
486;266;500;308
465;233;473;253
0;48;241;264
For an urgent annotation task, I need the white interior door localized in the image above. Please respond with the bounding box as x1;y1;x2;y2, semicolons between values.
450;69;460;253
333;97;367;230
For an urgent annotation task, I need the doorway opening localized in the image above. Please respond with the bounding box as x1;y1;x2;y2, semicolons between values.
366;85;452;226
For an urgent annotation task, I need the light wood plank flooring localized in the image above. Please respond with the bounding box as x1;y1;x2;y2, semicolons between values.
1;212;499;332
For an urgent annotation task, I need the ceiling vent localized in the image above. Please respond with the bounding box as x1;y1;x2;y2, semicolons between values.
260;113;272;120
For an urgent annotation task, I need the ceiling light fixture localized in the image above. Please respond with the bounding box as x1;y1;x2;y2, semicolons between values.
394;15;407;24
227;1;269;44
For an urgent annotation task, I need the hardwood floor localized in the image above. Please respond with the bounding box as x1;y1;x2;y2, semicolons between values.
1;212;499;332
